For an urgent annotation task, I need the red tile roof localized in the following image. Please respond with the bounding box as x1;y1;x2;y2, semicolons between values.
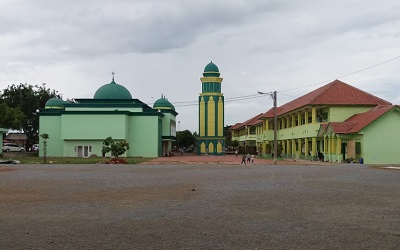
229;113;264;130
321;105;399;134
328;122;357;134
230;122;243;130
263;80;391;118
345;105;397;133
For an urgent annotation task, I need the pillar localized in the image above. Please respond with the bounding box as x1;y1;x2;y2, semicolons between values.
291;139;296;158
298;139;302;158
304;138;309;159
337;136;342;162
311;137;317;160
312;107;316;123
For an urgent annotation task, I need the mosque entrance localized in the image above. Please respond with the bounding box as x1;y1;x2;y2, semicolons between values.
75;146;92;158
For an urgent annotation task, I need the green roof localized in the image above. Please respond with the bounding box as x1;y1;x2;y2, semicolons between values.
93;80;132;99
153;95;175;110
203;61;220;77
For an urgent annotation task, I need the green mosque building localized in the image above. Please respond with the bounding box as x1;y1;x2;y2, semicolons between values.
197;61;225;155
38;75;177;158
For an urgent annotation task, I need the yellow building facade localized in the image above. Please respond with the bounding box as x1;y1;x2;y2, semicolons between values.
231;80;399;164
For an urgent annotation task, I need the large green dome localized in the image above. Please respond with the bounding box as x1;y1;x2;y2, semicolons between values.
93;80;132;99
203;61;220;77
45;97;66;109
153;95;175;110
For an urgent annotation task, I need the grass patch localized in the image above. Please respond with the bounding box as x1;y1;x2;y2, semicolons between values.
4;156;153;164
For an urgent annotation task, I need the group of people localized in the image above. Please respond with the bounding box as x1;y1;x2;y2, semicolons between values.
234;149;255;165
240;153;255;165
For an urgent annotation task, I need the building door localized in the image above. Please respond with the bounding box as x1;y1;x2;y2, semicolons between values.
84;146;89;157
341;143;347;161
75;146;91;158
77;146;83;157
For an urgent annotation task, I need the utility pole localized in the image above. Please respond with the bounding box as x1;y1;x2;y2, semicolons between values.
273;91;278;165
177;121;180;152
258;91;278;165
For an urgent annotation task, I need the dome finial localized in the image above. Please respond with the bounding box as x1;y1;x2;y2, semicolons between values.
112;71;115;82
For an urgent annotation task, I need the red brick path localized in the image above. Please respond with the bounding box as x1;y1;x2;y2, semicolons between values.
143;153;339;165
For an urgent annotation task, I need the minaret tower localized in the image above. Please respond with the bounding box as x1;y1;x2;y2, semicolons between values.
197;61;225;155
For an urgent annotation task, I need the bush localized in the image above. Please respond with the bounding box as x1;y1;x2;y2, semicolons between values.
102;136;130;158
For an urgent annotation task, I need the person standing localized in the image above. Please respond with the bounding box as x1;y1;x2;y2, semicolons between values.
246;153;251;164
235;149;238;157
241;154;246;165
251;154;255;164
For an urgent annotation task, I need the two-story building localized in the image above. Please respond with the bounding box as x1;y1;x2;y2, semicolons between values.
231;80;400;164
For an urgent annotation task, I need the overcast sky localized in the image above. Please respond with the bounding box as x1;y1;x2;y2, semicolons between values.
1;0;399;132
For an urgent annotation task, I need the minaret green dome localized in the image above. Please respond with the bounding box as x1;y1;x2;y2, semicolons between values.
153;95;175;110
93;79;132;99
45;97;67;109
203;61;220;77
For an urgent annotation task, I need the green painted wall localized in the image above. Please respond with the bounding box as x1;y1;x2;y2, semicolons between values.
39;97;171;158
128;116;160;157
61;114;127;140
63;140;109;157
65;107;143;112
362;109;400;164
328;107;372;122
39;116;63;157
276;123;320;141
160;112;175;136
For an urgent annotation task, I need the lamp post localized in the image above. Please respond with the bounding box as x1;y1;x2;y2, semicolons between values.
258;91;278;165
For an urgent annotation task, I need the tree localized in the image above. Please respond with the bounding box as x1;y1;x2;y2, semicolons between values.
40;133;49;163
0;103;25;129
224;125;233;147
175;130;196;148
0;83;61;143
102;136;130;158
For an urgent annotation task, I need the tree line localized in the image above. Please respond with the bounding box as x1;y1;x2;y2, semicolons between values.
0;83;61;145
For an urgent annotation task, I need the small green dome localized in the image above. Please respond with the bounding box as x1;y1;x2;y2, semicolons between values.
45;98;66;109
203;61;220;77
93;80;132;99
153;95;175;110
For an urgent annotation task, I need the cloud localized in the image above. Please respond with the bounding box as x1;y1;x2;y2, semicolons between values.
1;0;399;133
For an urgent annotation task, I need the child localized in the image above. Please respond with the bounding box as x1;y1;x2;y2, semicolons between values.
241;154;246;165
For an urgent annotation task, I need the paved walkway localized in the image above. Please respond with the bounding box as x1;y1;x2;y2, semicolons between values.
143;153;340;166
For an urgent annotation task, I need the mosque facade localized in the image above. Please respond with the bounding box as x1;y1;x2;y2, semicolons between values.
38;76;177;158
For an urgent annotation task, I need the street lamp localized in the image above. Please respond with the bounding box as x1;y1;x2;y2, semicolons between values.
258;91;278;165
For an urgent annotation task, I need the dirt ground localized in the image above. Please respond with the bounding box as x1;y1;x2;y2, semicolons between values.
0;160;399;249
